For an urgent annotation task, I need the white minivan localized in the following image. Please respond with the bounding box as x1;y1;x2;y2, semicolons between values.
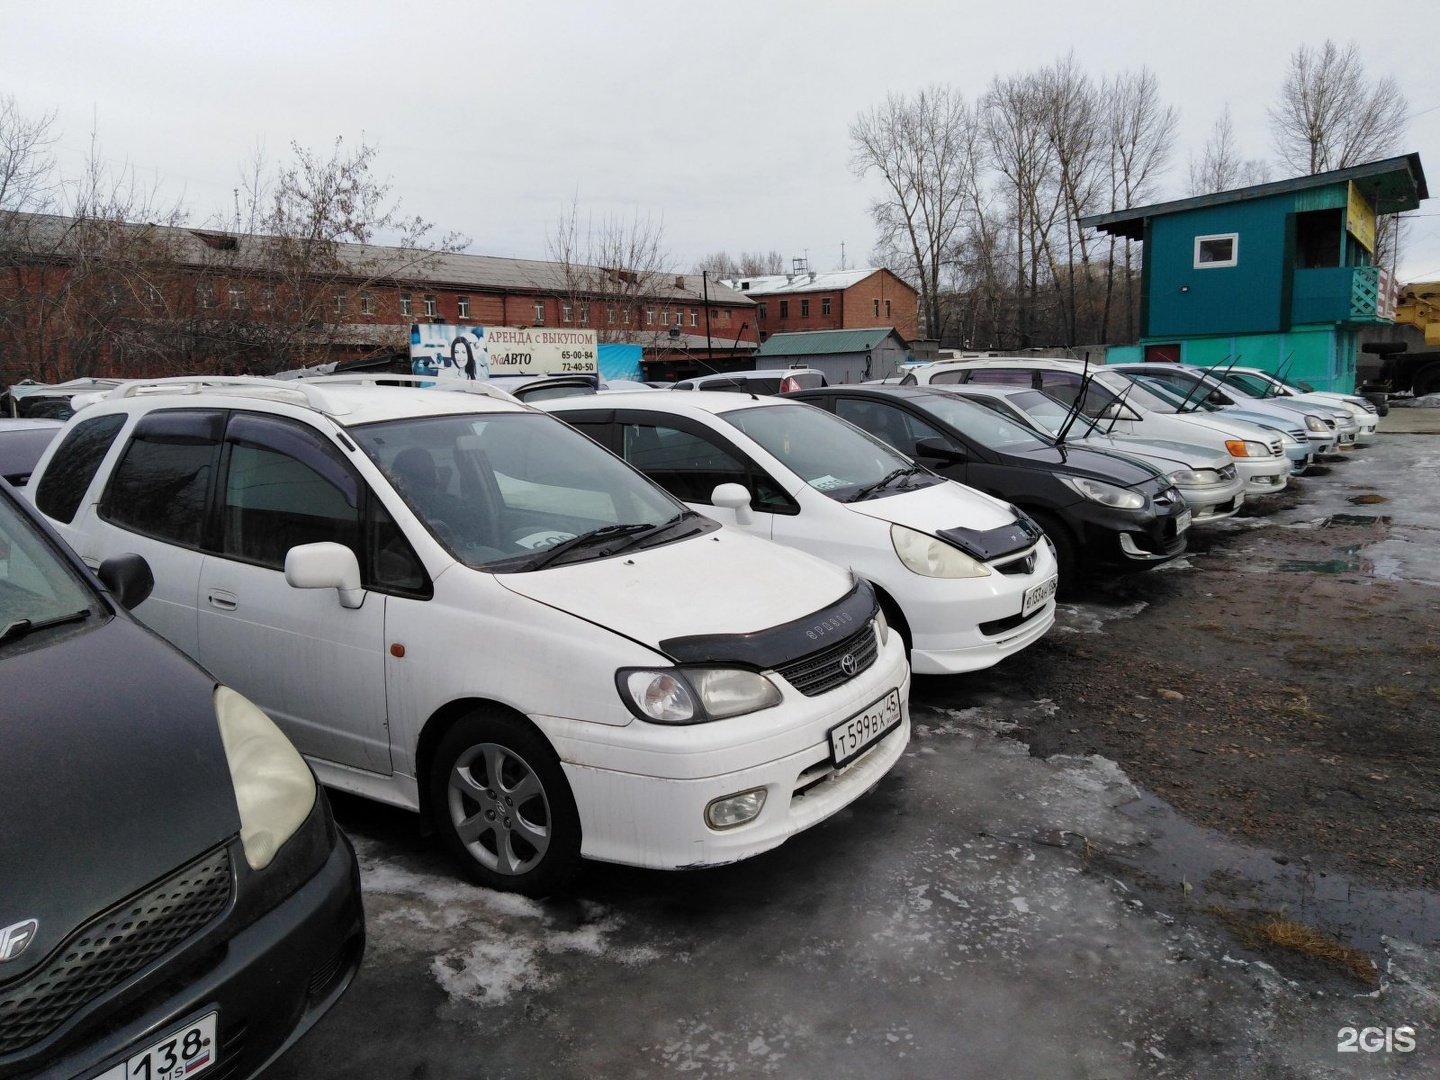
27;376;910;895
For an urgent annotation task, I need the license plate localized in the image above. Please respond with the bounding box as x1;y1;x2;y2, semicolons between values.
95;1012;217;1080
829;688;902;767
1176;509;1192;533
1022;575;1058;617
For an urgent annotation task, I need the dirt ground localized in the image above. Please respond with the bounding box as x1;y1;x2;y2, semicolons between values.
919;476;1440;897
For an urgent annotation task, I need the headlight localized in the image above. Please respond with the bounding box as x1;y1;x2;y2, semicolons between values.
891;524;991;578
214;686;317;871
1058;475;1146;510
1168;467;1222;486
619;667;782;723
1303;415;1326;432
1224;439;1272;458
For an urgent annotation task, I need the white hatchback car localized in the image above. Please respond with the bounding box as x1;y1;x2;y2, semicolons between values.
541;392;1059;676
26;376;910;895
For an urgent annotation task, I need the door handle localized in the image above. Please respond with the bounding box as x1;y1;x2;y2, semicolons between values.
207;590;238;611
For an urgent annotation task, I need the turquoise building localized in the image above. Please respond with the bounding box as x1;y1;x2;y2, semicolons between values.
1081;154;1427;392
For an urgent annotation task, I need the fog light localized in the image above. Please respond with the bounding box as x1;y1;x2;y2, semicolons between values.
705;788;767;829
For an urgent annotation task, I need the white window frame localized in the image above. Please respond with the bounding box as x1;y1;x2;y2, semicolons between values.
457;295;470;319
1194;232;1239;269
400;292;413;317
360;292;374;316
423;294;438;318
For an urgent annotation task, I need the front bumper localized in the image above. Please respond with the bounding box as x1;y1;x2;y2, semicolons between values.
1072;499;1189;570
1179;475;1247;523
545;635;912;870
14;818;364;1080
1234;455;1289;495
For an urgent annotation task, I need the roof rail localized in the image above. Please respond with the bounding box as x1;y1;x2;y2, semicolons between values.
301;373;520;403
100;375;342;411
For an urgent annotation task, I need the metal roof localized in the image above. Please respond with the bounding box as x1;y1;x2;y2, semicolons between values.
755;328;904;357
722;268;882;296
4;212;752;305
1081;153;1429;240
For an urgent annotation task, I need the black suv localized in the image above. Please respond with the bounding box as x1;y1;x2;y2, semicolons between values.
789;384;1190;583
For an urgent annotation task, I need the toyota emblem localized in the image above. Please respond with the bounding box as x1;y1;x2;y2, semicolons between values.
839;652;858;677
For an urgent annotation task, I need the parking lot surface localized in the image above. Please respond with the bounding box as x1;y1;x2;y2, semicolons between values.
268;428;1440;1080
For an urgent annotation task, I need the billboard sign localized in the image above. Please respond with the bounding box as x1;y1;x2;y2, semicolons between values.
410;325;598;381
1346;182;1377;253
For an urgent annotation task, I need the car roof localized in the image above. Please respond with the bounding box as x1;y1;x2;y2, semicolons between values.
75;375;534;426
919;357;1087;375
542;388;802;418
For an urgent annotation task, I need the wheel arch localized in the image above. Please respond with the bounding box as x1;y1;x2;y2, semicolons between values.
415;696;542;825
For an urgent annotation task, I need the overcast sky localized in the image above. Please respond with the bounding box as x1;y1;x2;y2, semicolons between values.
7;0;1440;285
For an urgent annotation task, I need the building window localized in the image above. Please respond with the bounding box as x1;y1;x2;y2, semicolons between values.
873;298;880;317
360;292;374;316
196;282;214;308
562;302;574;322
623;307;632;324
334;293;347;315
400;292;413;317
579;304;589;325
423;294;438;318
147;284;164;309
646;307;655;325
607;305;617;325
533;300;545;326
1194;233;1239;269
779;300;789;319
261;285;275;311
757;303;767;320
885;299;891;318
801;298;810;318
228;285;244;310
457;295;470;319
821;297;831;317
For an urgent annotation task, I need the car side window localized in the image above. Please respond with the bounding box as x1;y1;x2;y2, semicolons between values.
100;410;223;549
33;413;127;523
221;413;362;571
621;422;791;511
928;369;969;385
966;369;1031;385
835;399;950;457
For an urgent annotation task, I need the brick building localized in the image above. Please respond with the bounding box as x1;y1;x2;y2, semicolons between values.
722;266;919;343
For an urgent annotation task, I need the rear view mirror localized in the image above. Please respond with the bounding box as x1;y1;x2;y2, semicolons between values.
914;437;966;463
711;483;755;526
97;553;154;610
286;542;365;609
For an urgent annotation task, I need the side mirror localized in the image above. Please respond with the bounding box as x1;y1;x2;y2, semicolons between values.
285;542;365;609
914;437;966;463
710;482;755;526
97;553;154;610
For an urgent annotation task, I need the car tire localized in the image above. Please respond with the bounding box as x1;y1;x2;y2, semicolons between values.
430;709;582;896
1027;509;1081;591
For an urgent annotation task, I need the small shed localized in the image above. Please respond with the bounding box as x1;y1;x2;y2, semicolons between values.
754;328;910;384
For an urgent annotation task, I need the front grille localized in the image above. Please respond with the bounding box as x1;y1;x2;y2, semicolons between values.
1267;438;1284;456
993;546;1039;576
775;623;877;696
0;848;232;1054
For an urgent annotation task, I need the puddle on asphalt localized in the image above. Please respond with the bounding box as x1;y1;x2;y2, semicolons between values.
1323;513;1390;528
1109;790;1440;959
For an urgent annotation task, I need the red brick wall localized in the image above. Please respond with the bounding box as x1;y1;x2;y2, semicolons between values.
752;270;918;342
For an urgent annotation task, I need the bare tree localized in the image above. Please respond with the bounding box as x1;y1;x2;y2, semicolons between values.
693;251;741;280
1188;107;1272;195
1100;68;1177;341
546;198;673;345
851;85;980;341
0;94;57;213
1270;40;1408;174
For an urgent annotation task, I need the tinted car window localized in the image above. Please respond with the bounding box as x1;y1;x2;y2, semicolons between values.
0;486;100;637
834;398;951;455
33;414;126;522
101;410;223;548
620;421;793;508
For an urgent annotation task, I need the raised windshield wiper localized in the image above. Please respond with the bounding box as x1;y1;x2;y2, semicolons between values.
524;522;661;570
848;465;920;502
0;609;92;644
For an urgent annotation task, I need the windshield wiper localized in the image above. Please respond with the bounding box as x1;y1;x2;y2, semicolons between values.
524;522;660;570
0;609;92;644
848;465;920;502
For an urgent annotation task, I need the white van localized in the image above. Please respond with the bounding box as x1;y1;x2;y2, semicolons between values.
27;376;910;895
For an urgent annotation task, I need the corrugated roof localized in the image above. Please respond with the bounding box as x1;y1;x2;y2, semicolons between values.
722;268;881;296
4;212;752;305
755;327;902;357
1082;153;1428;240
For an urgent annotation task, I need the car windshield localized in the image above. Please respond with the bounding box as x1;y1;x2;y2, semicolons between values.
0;487;101;647
721;402;923;501
1116;373;1217;414
351;411;691;571
971;389;1101;439
1222;372;1278;398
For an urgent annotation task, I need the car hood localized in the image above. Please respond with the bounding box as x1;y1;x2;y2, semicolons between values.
843;476;1015;532
494;524;854;652
1156;411;1277;444
1002;442;1162;487
0;616;237;979
1085;435;1230;470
